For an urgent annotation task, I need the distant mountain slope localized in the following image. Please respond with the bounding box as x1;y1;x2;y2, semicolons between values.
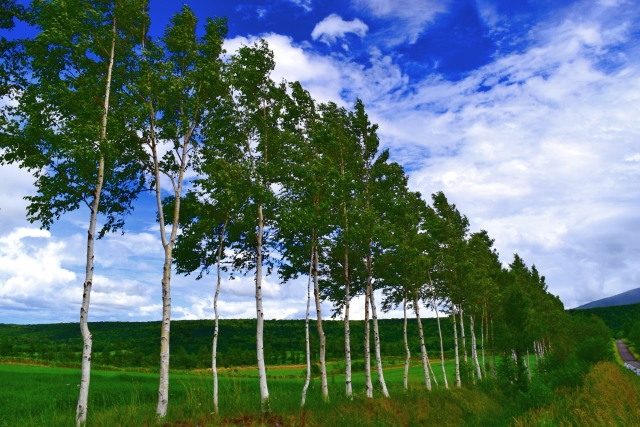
576;287;640;309
569;303;640;334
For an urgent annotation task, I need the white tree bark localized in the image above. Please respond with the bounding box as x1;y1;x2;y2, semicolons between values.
369;285;389;397
364;287;373;398
427;351;438;386
75;18;116;425
452;305;461;387
459;305;468;365
313;243;329;401
470;315;482;380
301;249;313;407
343;259;353;397
414;298;432;390
403;295;410;390
255;203;269;410
342;201;353;397
212;215;228;413
152;130;190;419
433;296;448;388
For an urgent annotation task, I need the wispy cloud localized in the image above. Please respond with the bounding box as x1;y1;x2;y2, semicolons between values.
286;0;312;12
352;0;449;44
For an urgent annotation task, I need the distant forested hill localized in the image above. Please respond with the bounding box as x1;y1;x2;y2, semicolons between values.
568;303;640;335
0;317;465;369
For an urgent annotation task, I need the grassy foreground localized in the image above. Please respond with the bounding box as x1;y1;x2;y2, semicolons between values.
1;359;638;426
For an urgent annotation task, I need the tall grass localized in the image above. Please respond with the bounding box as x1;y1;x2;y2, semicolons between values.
512;361;640;427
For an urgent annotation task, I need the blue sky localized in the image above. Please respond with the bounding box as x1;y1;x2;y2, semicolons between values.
2;0;640;323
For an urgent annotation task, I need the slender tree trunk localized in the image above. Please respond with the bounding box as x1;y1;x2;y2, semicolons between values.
157;242;173;417
301;249;313;407
414;298;432;390
470;315;482;380
369;283;389;397
75;16;116;427
212;215;228;413
364;286;373;398
433;296;448;388
452;305;461;387
403;295;410;390
313;242;329;401
343;260;352;397
154;139;189;418
459;305;468;364
526;349;531;381
255;203;269;410
427;351;438;386
459;305;469;384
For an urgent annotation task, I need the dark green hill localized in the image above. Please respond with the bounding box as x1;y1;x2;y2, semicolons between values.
0;317;463;369
568;303;640;335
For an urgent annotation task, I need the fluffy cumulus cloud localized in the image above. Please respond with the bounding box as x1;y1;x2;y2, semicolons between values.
369;6;640;308
224;33;406;105
311;13;368;45
2;0;639;323
223;0;640;309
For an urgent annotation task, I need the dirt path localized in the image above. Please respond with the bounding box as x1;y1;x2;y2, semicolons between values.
616;339;640;369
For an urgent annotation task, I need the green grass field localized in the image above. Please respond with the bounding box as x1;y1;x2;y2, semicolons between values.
0;358;500;426
2;357;638;427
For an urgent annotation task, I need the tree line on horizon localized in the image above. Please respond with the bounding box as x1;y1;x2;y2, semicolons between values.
0;0;602;425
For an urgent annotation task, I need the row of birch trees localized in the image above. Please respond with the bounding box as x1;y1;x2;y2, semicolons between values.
0;0;567;424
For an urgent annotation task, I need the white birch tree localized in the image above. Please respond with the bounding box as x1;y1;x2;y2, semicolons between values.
1;1;147;423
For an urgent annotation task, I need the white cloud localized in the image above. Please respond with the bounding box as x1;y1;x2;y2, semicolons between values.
352;0;449;44
287;0;312;12
311;14;368;44
224;33;406;105
3;0;640;324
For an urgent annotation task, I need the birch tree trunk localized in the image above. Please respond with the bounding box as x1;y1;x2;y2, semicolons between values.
212;215;228;413
403;295;410;390
369;284;389;397
153;134;190;418
313;243;329;401
470;315;482;380
301;250;313;407
75;17;116;427
255;203;269;410
526;349;531;381
364;287;373;398
427;352;438;386
452;305;461;387
433;296;448;388
414;298;432;390
343;253;353;397
459;305;468;365
342;195;353;397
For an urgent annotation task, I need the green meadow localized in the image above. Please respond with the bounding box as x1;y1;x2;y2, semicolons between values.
0;359;506;426
6;354;640;427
